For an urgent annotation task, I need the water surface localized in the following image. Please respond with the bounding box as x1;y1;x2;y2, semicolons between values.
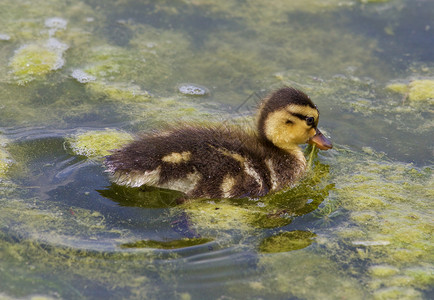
0;0;433;299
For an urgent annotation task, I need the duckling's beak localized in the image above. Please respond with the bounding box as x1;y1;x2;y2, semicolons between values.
308;129;333;150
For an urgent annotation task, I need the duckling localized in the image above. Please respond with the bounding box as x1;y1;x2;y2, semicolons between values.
105;87;332;199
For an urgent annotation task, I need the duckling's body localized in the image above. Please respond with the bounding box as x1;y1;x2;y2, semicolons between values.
105;87;332;199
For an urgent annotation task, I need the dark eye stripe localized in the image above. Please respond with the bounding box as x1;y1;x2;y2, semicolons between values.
289;112;307;120
289;112;317;127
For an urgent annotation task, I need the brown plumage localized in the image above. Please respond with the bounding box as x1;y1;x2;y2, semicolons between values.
105;87;332;199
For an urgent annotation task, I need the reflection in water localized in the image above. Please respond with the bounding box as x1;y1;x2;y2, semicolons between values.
120;237;213;250
98;184;184;208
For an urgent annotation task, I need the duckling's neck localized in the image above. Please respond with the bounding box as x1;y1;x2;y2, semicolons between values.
259;138;306;168
281;144;307;165
258;139;307;191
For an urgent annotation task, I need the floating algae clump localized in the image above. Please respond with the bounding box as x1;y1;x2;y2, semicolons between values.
408;80;434;101
372;287;423;300
87;81;151;102
0;149;13;178
386;79;434;101
67;130;133;158
259;230;317;253
10;38;68;84
369;265;400;277
180;200;262;233
386;83;409;94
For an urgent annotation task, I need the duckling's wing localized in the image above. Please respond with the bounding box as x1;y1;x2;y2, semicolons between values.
105;126;269;197
104;130;194;189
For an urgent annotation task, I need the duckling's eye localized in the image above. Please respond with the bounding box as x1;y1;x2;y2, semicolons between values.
306;117;315;126
285;119;293;125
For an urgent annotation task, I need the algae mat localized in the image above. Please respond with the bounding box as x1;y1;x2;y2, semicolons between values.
0;0;433;299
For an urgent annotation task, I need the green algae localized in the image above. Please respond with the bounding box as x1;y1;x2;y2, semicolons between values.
0;237;165;299
87;81;152;103
66;129;134;158
10;42;65;80
370;265;400;277
254;251;367;300
1;0;79;85
387;79;434;102
178;198;264;233
3;0;394;112
404;267;434;289
0;137;13;178
0;0;433;299
212;147;432;298
0;1;101;124
322;148;433;296
0;0;408;128
9;38;68;80
70;24;191;97
0;182;176;299
386;82;410;94
259;230;317;253
273;70;429;120
372;287;423;300
408;80;434;101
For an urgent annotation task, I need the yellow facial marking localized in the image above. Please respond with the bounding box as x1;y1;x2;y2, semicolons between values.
221;174;236;198
161;151;191;163
264;105;319;152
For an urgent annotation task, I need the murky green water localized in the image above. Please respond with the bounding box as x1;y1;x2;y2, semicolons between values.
0;0;433;299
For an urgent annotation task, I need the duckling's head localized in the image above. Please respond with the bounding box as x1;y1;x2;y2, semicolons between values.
257;87;332;152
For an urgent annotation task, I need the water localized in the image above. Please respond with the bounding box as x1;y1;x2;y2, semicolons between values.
0;0;433;299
